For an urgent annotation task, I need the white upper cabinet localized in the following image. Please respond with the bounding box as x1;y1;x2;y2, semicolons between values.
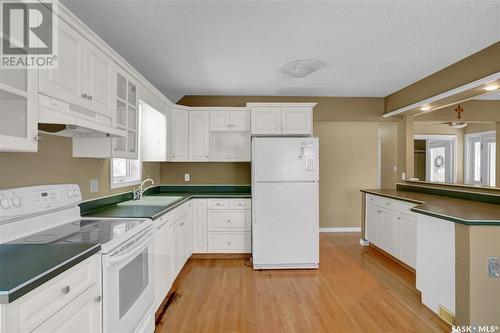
282;106;313;135
209;109;250;132
189;111;210;161
0;67;38;152
248;103;315;136
249;106;282;135
229;110;250;132
209;111;230;132
39;19;84;107
168;107;189;161
209;109;250;161
113;69;138;159
39;18;113;117
141;101;167;161
84;42;113;116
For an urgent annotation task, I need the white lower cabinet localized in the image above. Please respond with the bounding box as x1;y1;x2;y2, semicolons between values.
364;194;417;269
153;214;172;310
31;285;101;333
1;254;101;333
207;199;251;253
192;200;208;253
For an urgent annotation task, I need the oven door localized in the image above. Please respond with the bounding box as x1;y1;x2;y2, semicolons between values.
102;227;155;333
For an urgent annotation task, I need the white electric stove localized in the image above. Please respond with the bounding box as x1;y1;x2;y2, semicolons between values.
0;184;155;333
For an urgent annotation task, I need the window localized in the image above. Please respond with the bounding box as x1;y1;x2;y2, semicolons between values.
111;158;141;189
465;131;496;186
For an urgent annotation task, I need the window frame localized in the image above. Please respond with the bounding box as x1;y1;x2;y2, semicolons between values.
465;131;496;186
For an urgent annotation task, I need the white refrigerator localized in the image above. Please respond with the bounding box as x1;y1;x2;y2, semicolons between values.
252;137;319;269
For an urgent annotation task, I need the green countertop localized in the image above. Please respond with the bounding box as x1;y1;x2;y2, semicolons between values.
0;244;100;304
81;185;252;220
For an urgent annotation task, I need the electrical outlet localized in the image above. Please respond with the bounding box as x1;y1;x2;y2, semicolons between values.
184;173;190;182
488;256;499;277
90;179;99;193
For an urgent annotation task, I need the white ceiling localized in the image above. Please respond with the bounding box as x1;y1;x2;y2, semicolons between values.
62;0;500;101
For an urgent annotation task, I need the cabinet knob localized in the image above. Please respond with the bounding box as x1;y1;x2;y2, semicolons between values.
94;295;102;303
61;285;71;295
34;135;41;141
87;95;92;100
227;241;231;245
227;219;231;223
81;93;88;99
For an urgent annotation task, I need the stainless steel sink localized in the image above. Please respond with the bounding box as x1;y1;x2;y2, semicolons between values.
117;196;183;206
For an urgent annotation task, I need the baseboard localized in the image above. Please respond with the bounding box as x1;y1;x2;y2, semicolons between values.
319;227;361;233
190;253;251;259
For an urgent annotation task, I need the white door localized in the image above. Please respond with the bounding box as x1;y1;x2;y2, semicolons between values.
365;203;381;245
0;68;38;152
141;101;166;161
32;285;102;333
465;132;496;186
379;208;399;257
281;106;312;135
210;132;251;161
250;106;282;135
252;182;319;268
84;41;113;116
154;216;172;310
39;19;85;106
171;220;182;278
192;200;208;253
170;108;189;160
399;213;417;268
252;137;319;182
210;111;230;131
426;140;453;183
182;202;193;263
229;110;250;132
113;71;138;159
189;111;210;161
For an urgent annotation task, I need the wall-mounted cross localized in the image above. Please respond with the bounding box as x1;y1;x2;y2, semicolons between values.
454;104;464;119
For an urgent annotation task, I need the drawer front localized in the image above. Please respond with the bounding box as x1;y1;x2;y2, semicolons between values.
208;211;250;231
15;255;99;332
380;197;400;210
207;199;229;210
207;232;251;253
366;194;384;205
170;203;189;223
229;199;251;210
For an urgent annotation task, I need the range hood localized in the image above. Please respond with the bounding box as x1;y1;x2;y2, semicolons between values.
38;94;126;138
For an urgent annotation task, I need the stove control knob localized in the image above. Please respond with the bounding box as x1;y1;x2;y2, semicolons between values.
68;190;74;198
73;189;79;197
12;196;22;207
1;198;12;209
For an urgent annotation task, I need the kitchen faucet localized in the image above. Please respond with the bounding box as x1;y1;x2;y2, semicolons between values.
134;178;155;200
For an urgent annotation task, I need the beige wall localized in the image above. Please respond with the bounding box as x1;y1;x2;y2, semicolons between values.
456;225;500;327
314;122;379;228
160;162;250;184
413;122;465;183
178;95;389;122
417;100;500;123
385;42;500;112
0;134;160;200
379;123;398;189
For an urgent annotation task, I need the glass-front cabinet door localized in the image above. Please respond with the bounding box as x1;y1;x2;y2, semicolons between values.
0;68;38;152
113;69;138;159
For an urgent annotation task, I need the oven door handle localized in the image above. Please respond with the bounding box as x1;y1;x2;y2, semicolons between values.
106;232;153;266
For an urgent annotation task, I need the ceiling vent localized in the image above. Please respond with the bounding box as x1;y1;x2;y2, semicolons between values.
280;59;324;78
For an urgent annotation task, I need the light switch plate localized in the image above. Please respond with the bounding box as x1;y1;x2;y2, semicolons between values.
184;173;190;182
487;256;499;277
90;179;99;193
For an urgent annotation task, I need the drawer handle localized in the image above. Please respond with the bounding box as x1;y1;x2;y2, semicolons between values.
386;202;390;206
377;210;381;213
62;285;70;295
227;219;231;223
397;217;401;220
238;203;243;206
216;203;221;206
227;241;231;245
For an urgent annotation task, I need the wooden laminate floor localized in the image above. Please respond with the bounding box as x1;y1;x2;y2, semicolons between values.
155;233;450;333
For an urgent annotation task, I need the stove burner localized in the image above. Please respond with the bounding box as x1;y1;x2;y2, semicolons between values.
23;234;59;243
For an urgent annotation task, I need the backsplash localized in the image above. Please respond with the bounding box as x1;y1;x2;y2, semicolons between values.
0;134;160;200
